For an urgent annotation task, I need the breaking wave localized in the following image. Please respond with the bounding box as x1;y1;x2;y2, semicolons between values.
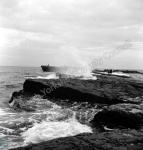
21;98;93;145
0;96;92;148
22;113;92;145
37;73;59;79
36;71;97;80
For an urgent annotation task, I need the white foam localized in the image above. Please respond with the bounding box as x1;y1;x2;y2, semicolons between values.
78;71;97;80
1;96;93;147
112;72;130;77
64;69;97;80
0;108;7;116
79;76;97;80
0;126;14;133
22;116;92;145
37;73;59;79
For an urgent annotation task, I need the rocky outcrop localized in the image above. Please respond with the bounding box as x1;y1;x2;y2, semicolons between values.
21;75;143;105
93;69;143;74
114;70;143;74
91;104;143;130
11;129;143;150
10;74;143;150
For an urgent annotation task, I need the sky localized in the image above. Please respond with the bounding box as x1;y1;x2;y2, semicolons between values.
0;0;143;69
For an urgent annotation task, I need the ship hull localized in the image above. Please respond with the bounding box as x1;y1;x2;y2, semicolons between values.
41;65;66;72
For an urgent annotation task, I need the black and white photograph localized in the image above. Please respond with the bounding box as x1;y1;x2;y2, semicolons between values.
0;0;143;149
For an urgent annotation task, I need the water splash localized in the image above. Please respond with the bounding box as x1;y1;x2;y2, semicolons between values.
0;96;93;148
61;46;97;80
63;69;97;80
0;108;7;116
22;112;92;145
37;73;59;79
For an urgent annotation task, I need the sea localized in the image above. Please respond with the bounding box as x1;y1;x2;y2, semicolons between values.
0;66;143;149
0;66;94;150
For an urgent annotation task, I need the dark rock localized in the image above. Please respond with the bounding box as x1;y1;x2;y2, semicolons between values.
114;70;143;75
9;91;24;103
91;104;143;130
93;69;143;75
22;75;143;105
23;78;113;104
9;75;143;150
10;129;143;150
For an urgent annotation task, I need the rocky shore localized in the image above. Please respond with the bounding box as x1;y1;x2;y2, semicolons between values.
114;70;143;74
93;69;143;75
10;74;143;150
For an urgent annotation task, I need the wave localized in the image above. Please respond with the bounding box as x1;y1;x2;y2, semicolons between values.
25;73;59;80
0;95;93;148
5;84;20;89
22;113;92;145
0;108;8;116
26;69;97;80
37;73;59;79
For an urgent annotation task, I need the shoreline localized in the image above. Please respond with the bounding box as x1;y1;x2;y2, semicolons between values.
9;74;143;150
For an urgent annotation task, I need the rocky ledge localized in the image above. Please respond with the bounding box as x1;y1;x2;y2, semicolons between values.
11;75;143;105
93;69;143;75
10;74;143;150
114;70;143;74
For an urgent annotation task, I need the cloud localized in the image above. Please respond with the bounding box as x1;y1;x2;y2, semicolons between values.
0;0;142;68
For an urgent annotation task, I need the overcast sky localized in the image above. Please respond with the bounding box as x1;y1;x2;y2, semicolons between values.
0;0;143;69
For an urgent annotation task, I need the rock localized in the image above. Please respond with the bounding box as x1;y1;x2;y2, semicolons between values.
9;75;143;150
93;69;143;75
9;90;36;112
10;129;143;150
114;70;143;75
21;75;143;105
91;104;143;130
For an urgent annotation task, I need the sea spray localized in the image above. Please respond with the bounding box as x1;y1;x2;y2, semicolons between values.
37;73;59;79
0;94;94;148
61;46;97;80
22;111;92;145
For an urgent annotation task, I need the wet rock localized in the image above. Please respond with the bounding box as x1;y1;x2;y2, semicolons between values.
114;70;143;75
22;75;143;105
91;104;143;130
10;129;143;150
9;75;143;150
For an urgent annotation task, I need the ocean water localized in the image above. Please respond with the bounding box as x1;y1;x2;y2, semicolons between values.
0;66;93;149
0;66;143;149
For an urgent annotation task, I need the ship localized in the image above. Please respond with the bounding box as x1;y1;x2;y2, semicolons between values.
41;65;67;72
